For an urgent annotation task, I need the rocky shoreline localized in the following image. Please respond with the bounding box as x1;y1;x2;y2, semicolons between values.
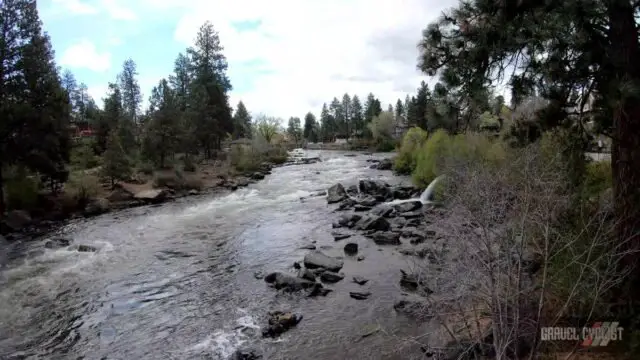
250;174;496;360
0;156;323;244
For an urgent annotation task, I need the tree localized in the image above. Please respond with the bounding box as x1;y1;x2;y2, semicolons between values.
232;101;252;139
320;103;336;142
329;97;344;137
351;95;364;136
395;99;404;124
187;21;233;157
144;78;181;168
414;81;430;129
418;0;640;296
303;112;318;142
368;111;395;142
118;58;142;129
287;117;303;146
341;93;351;138
169;52;192;112
253;114;280;144
102;131;131;189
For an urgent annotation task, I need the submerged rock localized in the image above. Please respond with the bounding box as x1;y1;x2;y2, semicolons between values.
353;276;368;285
231;348;262;360
262;311;303;338
299;244;317;250
44;237;71;249
264;272;315;291
350;291;371;300
298;268;316;282
320;271;345;283
308;283;332;297
303;251;344;271
332;231;351;241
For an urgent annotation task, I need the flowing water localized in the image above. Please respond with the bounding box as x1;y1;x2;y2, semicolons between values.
0;151;432;360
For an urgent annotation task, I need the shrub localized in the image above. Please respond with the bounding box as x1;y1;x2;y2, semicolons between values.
65;172;100;207
137;162;154;175
182;156;196;172
395;127;429;174
412;129;451;188
70;143;101;170
5;174;39;210
584;160;612;195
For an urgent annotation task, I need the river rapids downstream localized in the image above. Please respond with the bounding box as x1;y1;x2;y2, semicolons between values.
0;150;434;360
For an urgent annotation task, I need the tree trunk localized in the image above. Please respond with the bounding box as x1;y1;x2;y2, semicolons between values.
607;1;640;295
0;164;4;218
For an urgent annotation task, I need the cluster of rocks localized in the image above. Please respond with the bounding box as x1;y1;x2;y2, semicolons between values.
366;157;393;170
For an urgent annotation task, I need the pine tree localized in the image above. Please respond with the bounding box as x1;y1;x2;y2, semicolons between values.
351;95;364;137
286;117;302;146
187;21;233;157
303;112;318;142
319;103;335;142
102;131;131;189
341;93;351;138
329;97;343;137
118;58;142;128
232;101;252;139
144;79;181;168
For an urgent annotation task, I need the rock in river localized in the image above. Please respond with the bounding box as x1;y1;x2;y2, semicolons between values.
332;231;351;241
353;276;368;285
393;200;422;213
303;250;344;271
344;242;358;254
262;311;303;338
320;271;345;283
264;272;315;291
372;231;401;245
298;268;316;282
349;291;371;300
355;215;390;231
327;183;348;204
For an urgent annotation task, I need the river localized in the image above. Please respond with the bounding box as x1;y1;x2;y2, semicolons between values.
0;150;431;360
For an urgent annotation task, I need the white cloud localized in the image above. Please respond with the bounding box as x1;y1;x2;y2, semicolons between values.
60;40;112;72
169;0;456;118
87;84;108;107
51;0;98;15
100;0;137;20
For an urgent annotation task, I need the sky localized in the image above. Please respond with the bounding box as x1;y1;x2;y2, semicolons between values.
39;0;458;119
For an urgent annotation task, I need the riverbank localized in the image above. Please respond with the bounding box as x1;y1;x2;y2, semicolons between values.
0;154;323;243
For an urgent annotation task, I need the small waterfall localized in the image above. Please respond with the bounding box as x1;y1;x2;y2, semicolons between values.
419;176;443;204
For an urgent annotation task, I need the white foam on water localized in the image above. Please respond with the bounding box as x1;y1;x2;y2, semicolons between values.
188;308;261;359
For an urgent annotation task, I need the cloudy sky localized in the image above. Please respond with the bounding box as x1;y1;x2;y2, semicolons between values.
39;0;455;119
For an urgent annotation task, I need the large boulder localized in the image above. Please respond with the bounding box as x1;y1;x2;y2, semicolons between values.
376;158;393;170
327;183;348;204
320;271;345;283
303;251;344;271
264;272;315;291
372;231;401;245
393;200;422;213
134;189;168;203
355;215;391;231
5;210;32;232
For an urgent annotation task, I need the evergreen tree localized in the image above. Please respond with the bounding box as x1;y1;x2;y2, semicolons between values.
341;93;351;138
351;95;364;137
414;81;430;129
395;99;405;125
232;101;252;139
144;79;181;168
303;112;318;142
169;52;192;112
187;21;233;157
102;131;131;189
118;58;142;131
319;103;335;142
329;97;343;137
286;117;303;146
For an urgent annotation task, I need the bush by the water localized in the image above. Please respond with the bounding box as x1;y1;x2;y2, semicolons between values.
65;172;100;207
394;127;429;175
410;130;506;188
4;167;40;210
230;136;288;172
